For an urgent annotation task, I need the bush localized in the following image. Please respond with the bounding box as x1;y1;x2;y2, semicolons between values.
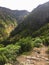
0;55;6;65
32;37;42;48
0;44;21;65
17;37;32;52
0;48;8;65
0;44;4;48
43;37;49;46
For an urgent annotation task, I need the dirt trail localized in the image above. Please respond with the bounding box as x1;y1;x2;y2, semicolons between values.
17;46;49;65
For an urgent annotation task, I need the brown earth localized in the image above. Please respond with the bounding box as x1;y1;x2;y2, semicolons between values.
17;45;49;65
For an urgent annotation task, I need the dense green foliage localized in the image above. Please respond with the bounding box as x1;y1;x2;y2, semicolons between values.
0;37;43;65
32;37;42;48
0;7;29;42
0;44;21;65
43;37;49;46
0;7;17;42
17;37;32;52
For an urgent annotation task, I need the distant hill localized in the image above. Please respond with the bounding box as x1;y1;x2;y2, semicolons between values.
0;7;29;41
12;10;29;23
0;7;29;23
0;7;17;41
10;2;49;39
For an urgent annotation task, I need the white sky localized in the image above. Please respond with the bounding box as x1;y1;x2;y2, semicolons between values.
0;0;49;12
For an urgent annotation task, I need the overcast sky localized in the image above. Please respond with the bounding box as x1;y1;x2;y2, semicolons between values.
0;0;49;12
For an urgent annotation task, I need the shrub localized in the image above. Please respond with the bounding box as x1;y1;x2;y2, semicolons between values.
17;37;32;52
0;44;4;48
5;44;21;62
0;48;8;65
43;37;49;46
0;44;21;65
32;37;42;48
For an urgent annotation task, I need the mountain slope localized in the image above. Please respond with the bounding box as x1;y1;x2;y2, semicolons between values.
12;10;29;23
0;7;29;42
0;7;29;23
9;23;49;43
10;2;49;39
0;7;17;41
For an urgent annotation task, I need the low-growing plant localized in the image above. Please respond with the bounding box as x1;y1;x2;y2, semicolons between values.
17;37;32;52
0;44;4;48
43;37;49;46
32;37;42;48
0;44;21;65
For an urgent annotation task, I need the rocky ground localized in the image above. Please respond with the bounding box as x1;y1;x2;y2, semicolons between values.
17;45;49;65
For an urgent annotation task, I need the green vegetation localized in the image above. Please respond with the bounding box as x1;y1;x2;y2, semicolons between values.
0;44;21;65
0;37;43;65
0;7;17;42
44;37;49;46
0;2;49;65
0;21;49;65
17;37;32;52
32;37;42;48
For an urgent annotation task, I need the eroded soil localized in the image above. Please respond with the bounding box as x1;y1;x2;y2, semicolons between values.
17;46;49;65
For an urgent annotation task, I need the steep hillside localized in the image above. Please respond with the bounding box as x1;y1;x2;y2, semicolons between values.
12;10;29;23
9;23;49;43
0;7;29;23
0;7;17;41
10;2;49;40
0;7;29;42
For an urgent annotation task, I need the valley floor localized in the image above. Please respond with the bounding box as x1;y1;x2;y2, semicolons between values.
17;45;49;65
